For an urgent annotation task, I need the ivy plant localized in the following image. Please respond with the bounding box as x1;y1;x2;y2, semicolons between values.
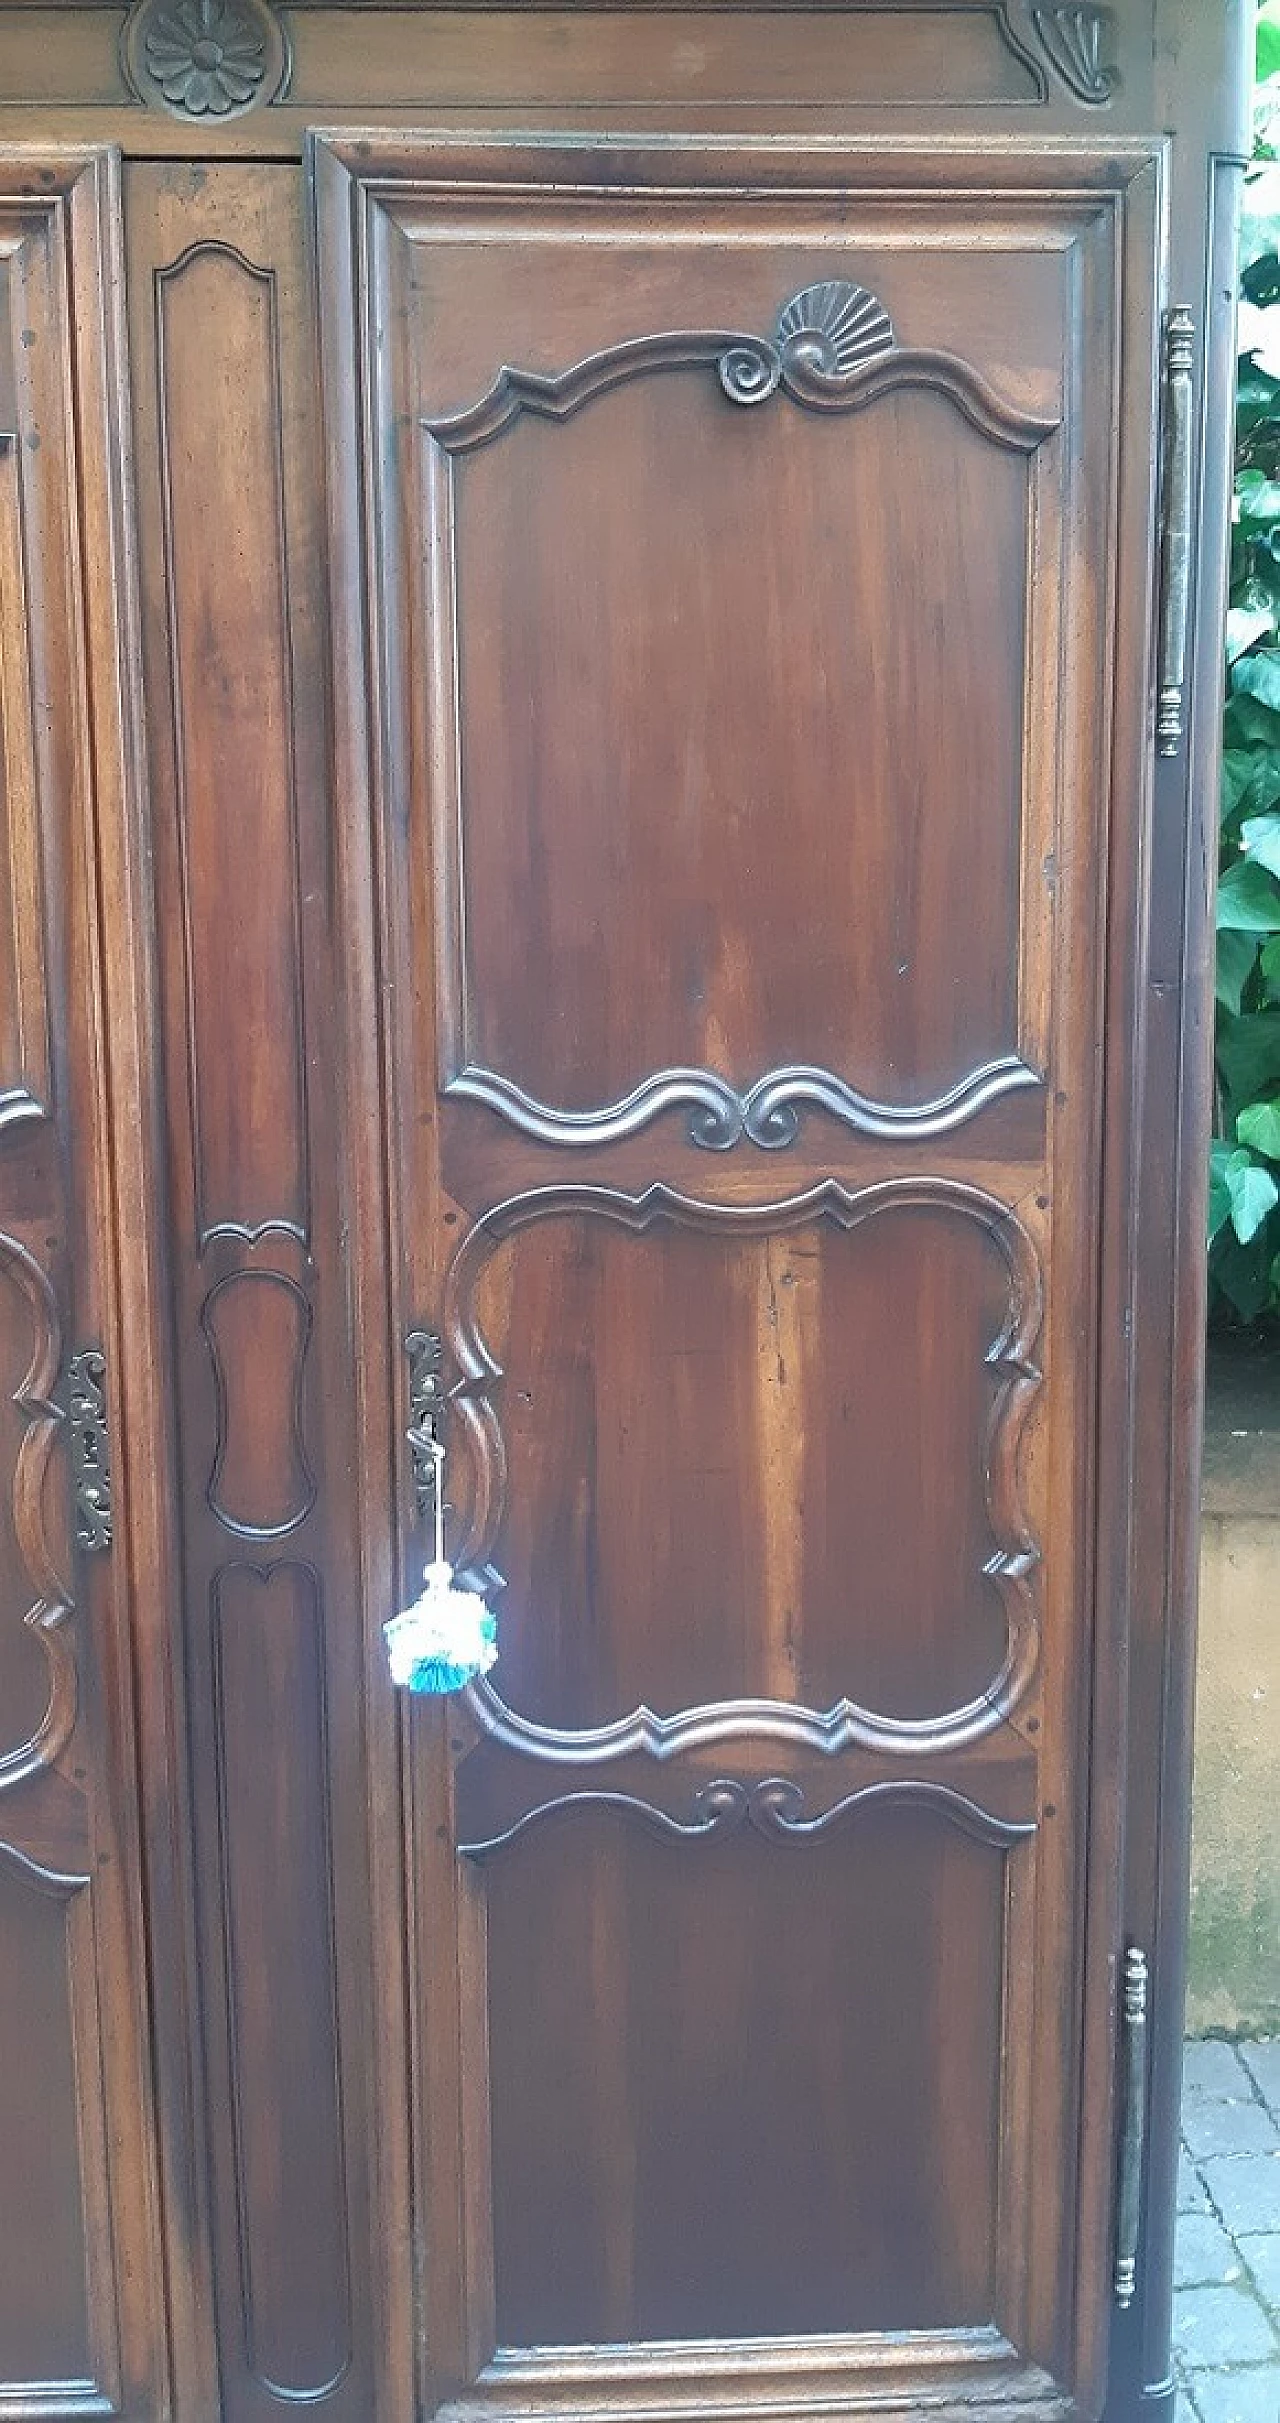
1209;10;1280;1324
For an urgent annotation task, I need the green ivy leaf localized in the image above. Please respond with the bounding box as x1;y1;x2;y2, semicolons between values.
1238;1099;1280;1159
1225;1146;1279;1242
1216;1010;1280;1118
1211;1223;1278;1321
1241;808;1280;877
1217;857;1280;931
1233;649;1280;708
1261;935;1280;997
1228;603;1277;660
1258;4;1280;83
1218;929;1260;1014
1225;692;1280;749
1209;1140;1237;1241
1237;475;1280;529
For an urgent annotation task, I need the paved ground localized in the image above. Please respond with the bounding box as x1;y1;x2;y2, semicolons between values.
1175;2040;1280;2422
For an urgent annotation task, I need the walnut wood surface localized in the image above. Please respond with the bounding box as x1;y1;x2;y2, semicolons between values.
0;6;1251;2421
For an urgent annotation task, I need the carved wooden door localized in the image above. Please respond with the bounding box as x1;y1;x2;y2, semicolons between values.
315;130;1165;2423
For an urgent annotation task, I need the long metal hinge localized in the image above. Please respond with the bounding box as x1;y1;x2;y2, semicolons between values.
1113;1945;1150;2308
1155;306;1195;758
66;1347;112;1553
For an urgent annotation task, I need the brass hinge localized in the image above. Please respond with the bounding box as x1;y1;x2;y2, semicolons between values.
1113;1946;1150;2308
65;1347;112;1553
1155;307;1195;758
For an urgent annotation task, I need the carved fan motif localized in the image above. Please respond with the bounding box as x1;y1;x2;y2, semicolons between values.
775;283;896;379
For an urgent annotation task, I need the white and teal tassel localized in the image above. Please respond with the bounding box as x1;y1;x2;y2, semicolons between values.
385;1428;497;1695
384;1560;497;1696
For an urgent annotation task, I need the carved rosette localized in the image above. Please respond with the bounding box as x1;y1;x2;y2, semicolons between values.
121;0;290;119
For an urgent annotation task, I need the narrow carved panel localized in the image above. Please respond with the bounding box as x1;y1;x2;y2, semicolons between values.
155;240;309;1242
444;1181;1041;1758
431;347;1051;1145
203;1268;315;1537
0;1858;93;2391
0;286;52;1129
0;1228;74;1792
486;1802;1009;2347
213;1563;352;2402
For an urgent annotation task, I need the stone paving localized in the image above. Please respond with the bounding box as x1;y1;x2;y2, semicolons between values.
1175;2040;1280;2422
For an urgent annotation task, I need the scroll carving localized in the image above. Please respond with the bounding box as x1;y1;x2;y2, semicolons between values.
0;1232;75;1794
1028;5;1116;104
459;1774;1039;1862
425;282;1058;458
444;1061;1042;1154
441;1177;1043;1763
996;2;1117;103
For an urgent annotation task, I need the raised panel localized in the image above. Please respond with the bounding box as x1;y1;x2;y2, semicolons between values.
484;1802;1013;2348
0;414;51;1129
0;228;65;1133
426;276;1059;1149
154;239;309;1243
445;1181;1042;1756
0;1859;94;2392
132;163;383;2421
212;1562;353;2404
0;1227;74;1792
202;1267;316;1538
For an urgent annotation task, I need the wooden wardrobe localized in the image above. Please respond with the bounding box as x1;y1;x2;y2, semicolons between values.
0;3;1249;2417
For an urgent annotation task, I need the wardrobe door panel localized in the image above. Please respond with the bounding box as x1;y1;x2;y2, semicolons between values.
0;152;164;2422
316;130;1164;2423
125;163;380;2423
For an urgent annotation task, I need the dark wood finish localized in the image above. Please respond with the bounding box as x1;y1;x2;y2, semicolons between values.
0;150;165;2418
0;8;1250;2422
121;161;382;2423
316;120;1157;2423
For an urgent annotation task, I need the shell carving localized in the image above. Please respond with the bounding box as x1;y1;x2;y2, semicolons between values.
717;280;897;407
775;282;896;380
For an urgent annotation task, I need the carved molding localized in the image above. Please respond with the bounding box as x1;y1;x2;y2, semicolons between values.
121;0;290;118
0;432;52;1134
445;1059;1042;1153
426;286;1055;1152
202;1270;316;1540
211;1561;354;2401
996;2;1117;104
155;240;311;1248
0;1232;75;1795
440;1177;1043;1763
425;283;1059;458
459;1773;1039;1861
